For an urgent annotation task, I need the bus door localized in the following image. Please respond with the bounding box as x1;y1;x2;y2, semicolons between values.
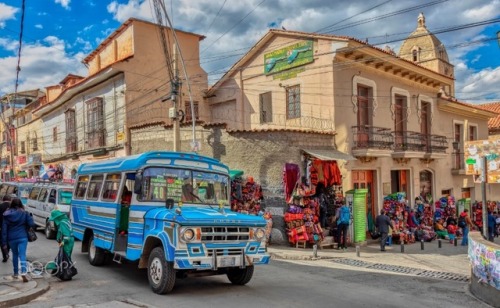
115;174;134;253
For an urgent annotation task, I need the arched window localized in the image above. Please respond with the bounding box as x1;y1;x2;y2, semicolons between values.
412;49;418;62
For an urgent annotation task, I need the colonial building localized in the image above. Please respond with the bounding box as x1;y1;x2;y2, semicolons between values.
25;18;208;177
0;89;44;181
203;14;496;242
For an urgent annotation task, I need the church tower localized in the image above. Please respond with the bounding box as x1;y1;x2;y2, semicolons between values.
399;13;454;79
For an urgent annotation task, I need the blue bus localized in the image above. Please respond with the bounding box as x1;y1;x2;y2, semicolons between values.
71;151;269;294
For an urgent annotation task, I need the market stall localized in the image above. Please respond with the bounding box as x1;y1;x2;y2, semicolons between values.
283;156;345;248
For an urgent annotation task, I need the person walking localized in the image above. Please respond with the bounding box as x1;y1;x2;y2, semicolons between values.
375;209;394;252
487;210;496;242
336;203;351;250
0;194;13;262
49;210;75;260
2;198;35;282
459;208;473;246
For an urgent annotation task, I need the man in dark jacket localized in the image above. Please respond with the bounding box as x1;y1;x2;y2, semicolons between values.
0;194;13;262
375;209;394;252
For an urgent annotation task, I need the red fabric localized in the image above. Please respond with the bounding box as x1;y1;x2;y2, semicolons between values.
283;163;300;202
322;161;342;186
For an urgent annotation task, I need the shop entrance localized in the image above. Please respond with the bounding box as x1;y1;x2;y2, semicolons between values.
352;170;375;220
391;170;409;198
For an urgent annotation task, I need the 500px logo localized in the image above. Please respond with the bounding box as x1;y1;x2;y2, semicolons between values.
19;260;77;277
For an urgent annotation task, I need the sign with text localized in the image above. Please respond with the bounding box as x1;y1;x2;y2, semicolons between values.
464;136;500;183
264;40;313;75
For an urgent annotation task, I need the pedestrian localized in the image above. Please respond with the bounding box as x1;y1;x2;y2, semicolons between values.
459;209;473;246
315;183;328;228
487;210;496;242
46;210;75;276
1;197;35;282
336;203;351;250
0;194;13;262
375;209;394;252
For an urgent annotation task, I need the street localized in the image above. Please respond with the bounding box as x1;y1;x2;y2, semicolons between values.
17;234;488;308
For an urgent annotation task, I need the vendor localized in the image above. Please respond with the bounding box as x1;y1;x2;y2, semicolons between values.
434;218;448;239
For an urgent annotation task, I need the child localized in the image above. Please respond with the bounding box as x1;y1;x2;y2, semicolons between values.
447;223;457;243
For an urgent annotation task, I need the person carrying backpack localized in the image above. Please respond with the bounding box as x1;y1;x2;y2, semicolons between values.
336;203;351;250
459;209;473;246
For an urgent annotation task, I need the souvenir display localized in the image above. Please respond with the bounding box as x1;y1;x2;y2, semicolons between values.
230;176;263;215
283;158;344;247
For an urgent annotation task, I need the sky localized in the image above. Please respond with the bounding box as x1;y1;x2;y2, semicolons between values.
0;0;499;103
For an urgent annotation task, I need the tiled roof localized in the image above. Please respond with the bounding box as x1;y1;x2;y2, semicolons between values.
475;102;500;129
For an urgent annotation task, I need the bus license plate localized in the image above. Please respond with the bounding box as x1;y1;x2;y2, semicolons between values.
220;257;235;267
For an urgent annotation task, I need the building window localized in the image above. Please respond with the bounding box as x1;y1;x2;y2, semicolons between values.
286;85;300;119
53;127;57;142
259;92;273;123
86;97;105;149
412;49;418;62
394;95;407;148
65;109;77;153
184;101;199;122
31;138;38;151
454;123;464;170
469;125;477;141
20;141;25;154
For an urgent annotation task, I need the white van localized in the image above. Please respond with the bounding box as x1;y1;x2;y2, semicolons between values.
26;181;74;239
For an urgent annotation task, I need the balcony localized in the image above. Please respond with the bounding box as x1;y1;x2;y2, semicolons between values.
352;126;449;162
352;125;393;158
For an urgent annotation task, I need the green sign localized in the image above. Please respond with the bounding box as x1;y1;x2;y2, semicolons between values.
264;40;313;75
272;67;305;80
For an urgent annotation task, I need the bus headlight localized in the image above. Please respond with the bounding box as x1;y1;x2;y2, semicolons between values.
181;228;195;242
254;228;265;241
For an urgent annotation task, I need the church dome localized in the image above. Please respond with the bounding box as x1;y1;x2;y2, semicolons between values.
398;13;450;64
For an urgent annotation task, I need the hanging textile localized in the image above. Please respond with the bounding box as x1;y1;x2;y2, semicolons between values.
312;160;325;184
322;161;342;186
283;163;300;202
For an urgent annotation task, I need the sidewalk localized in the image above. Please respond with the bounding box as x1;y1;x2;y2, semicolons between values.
268;238;471;276
0;257;50;308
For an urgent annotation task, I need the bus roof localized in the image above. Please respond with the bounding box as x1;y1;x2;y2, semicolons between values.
76;151;229;175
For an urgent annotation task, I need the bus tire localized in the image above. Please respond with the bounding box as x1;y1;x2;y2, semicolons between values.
148;247;176;294
45;220;56;239
227;265;254;285
88;235;106;266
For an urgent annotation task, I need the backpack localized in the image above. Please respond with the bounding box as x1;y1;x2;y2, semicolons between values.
458;216;466;228
339;206;350;225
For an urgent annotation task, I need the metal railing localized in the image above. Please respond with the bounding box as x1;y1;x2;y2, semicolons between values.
352;125;393;149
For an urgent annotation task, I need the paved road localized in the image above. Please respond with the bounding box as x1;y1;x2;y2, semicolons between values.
19;234;488;308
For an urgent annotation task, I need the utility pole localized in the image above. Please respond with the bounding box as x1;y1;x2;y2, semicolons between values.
171;43;181;152
481;156;488;239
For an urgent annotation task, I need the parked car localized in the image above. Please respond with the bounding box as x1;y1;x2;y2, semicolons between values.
25;181;74;239
0;181;35;205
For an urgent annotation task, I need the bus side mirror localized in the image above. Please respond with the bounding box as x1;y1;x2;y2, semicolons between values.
166;198;174;209
134;173;143;195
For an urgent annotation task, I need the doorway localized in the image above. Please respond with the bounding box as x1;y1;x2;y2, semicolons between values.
419;170;433;203
391;170;409;197
352;170;375;220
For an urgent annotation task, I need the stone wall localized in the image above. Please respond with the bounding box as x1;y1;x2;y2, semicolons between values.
130;124;337;244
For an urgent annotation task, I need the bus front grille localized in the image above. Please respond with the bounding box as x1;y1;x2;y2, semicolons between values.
201;227;250;242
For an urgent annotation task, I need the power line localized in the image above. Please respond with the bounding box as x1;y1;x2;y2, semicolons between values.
201;0;266;54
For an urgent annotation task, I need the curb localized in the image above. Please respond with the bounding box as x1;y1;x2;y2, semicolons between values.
0;279;50;308
269;252;325;261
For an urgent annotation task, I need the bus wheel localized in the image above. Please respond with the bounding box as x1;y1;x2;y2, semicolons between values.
45;220;56;239
148;247;176;294
88;235;106;266
227;265;254;285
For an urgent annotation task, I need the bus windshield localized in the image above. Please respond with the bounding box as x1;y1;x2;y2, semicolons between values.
141;167;229;205
58;189;73;205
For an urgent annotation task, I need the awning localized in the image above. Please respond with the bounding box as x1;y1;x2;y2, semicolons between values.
229;169;244;179
302;148;357;161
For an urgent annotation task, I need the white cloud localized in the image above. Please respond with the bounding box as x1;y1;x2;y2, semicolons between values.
0;36;87;95
55;0;71;10
0;3;18;28
35;24;43;29
107;0;153;23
